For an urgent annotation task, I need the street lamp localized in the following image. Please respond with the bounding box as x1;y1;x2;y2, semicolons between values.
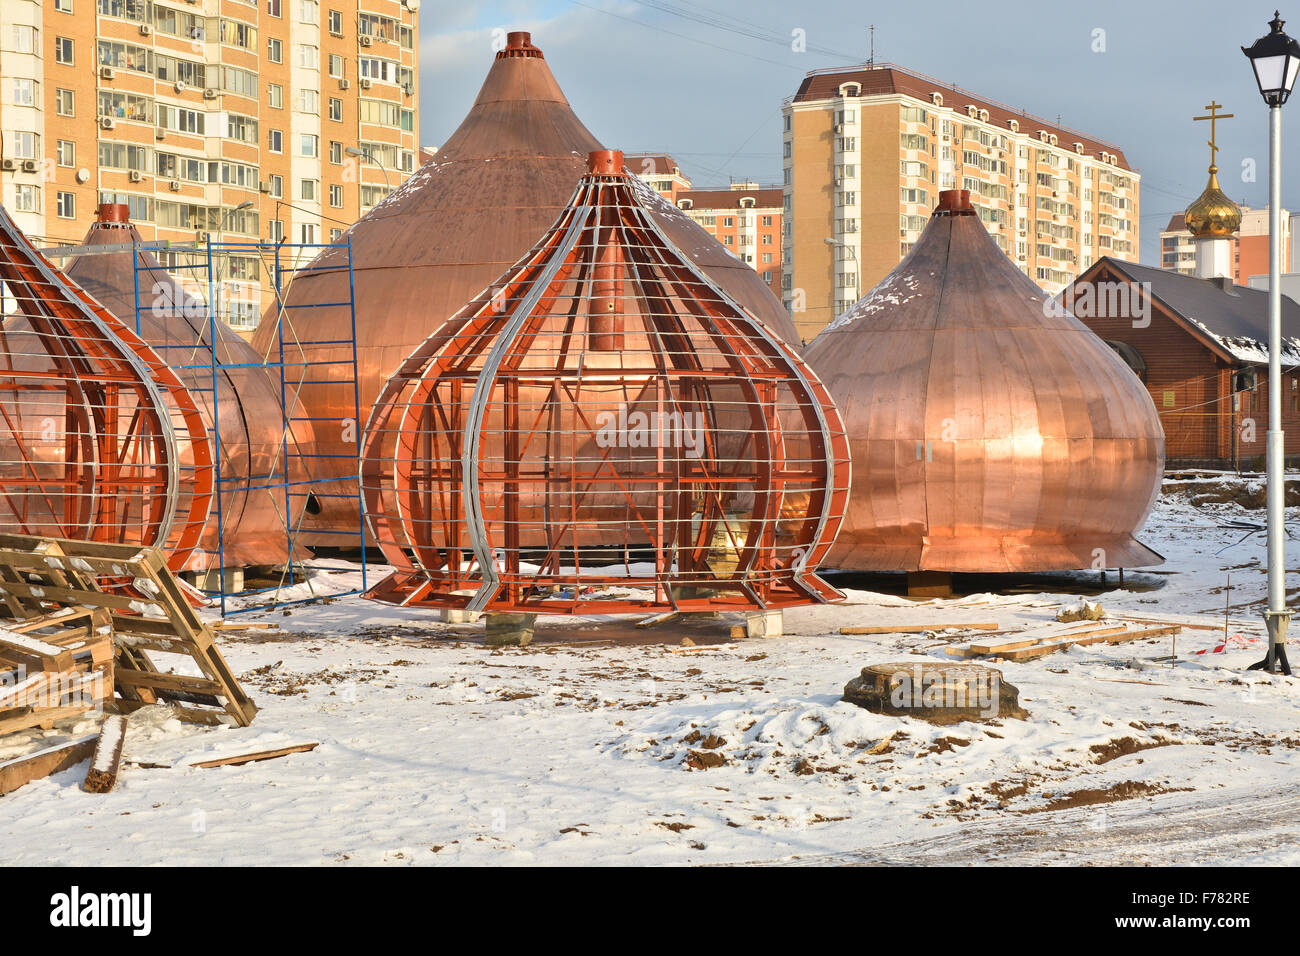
346;145;392;192
1243;11;1300;675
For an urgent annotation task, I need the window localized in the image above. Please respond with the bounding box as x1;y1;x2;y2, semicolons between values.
54;88;74;116
300;134;318;157
299;89;318;114
57;140;75;167
328;10;343;35
330;228;343;242
55;37;74;64
12;79;36;107
12;26;37;54
329;183;344;207
55;0;73;11
298;44;319;69
300;223;316;244
268;129;283;153
267;0;282;15
156;104;204;134
56;191;75;219
14;185;38;213
301;179;317;201
221;66;257;98
328;54;345;78
269;84;283;109
227;113;258;144
329;141;343;164
10;131;38;160
299;0;318;24
269;219;284;242
328;97;343;121
218;20;257;50
267;38;282;63
267;174;283;198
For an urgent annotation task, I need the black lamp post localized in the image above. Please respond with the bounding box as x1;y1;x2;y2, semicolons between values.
1243;12;1300;675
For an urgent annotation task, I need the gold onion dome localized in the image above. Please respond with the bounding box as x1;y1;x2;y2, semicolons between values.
1184;166;1242;238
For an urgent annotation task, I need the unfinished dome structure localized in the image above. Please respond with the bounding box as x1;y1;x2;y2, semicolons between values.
254;30;801;543
0;203;212;568
64;204;312;571
361;151;850;614
804;189;1164;576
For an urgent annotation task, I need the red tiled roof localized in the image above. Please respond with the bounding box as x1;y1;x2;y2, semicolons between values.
677;187;783;211
1163;213;1187;233
792;64;1131;170
625;153;684;176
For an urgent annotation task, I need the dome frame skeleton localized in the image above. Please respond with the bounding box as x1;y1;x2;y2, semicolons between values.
361;152;850;615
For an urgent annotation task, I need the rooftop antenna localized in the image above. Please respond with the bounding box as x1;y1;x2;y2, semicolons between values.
867;25;875;67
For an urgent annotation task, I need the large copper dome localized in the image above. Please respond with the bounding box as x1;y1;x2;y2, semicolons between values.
804;190;1165;573
65;204;312;570
251;30;800;542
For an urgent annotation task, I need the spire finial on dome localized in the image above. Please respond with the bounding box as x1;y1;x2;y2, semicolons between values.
1185;100;1242;238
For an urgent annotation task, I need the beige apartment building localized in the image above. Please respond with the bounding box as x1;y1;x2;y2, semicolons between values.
1161;206;1294;280
0;0;419;331
783;63;1140;342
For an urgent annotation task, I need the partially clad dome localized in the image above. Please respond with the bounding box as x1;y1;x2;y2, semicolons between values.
804;189;1165;573
65;204;312;570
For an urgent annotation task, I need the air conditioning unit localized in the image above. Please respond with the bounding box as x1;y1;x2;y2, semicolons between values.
259;180;272;193
190;26;203;39
403;82;414;96
203;88;218;100
129;170;144;183
169;181;182;192
338;78;351;90
0;159;15;172
174;81;187;93
833;123;843;132
196;230;210;242
155;129;167;140
100;66;116;80
100;117;116;130
359;78;372;89
139;24;153;36
359;35;374;46
21;160;37;174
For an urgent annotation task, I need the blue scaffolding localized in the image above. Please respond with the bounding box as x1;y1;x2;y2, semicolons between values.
130;237;368;615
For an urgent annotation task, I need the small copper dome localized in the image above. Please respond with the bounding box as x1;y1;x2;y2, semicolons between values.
1184;166;1242;238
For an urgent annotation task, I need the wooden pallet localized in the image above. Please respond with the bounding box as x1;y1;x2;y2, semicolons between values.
0;606;114;736
0;533;256;727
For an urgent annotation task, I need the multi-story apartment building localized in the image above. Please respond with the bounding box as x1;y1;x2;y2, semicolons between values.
1161;206;1293;280
782;62;1140;342
676;183;783;303
626;152;692;203
0;0;419;330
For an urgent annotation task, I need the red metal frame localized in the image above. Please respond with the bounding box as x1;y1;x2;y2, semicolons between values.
0;205;213;570
361;151;850;614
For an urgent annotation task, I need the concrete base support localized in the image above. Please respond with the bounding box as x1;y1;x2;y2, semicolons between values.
485;613;536;647
744;608;784;639
186;567;245;593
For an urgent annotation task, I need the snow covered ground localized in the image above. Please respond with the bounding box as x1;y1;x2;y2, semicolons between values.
2;476;1298;866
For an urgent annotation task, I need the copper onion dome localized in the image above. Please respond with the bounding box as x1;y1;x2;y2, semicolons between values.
253;31;802;544
803;189;1165;573
1183;165;1242;238
361;151;850;614
64;204;314;570
0;202;213;568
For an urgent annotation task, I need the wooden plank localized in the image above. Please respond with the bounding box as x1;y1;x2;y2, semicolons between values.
190;742;319;769
83;715;128;794
839;622;999;635
969;624;1128;656
1104;625;1181;645
113;668;224;696
0;736;97;797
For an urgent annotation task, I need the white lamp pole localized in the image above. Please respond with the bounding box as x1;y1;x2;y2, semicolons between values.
1243;11;1300;674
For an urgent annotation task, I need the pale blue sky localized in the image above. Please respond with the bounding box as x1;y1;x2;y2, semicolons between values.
418;1;1300;265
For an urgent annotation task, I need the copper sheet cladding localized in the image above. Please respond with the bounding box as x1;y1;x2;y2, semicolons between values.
253;31;802;544
360;150;851;615
802;189;1165;573
64;204;313;570
0;203;213;569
